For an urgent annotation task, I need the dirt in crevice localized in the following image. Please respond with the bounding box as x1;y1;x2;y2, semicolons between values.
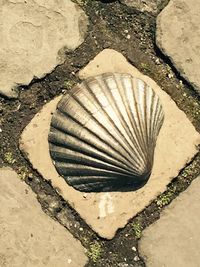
0;0;200;266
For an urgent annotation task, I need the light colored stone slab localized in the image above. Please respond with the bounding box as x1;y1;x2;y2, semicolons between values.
120;0;162;14
0;0;88;98
157;0;200;94
20;49;200;239
0;168;87;267
139;176;200;267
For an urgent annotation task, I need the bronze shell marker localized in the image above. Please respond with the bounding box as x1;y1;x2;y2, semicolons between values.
48;73;164;192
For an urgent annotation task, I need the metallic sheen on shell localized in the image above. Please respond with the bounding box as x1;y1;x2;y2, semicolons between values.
48;73;164;192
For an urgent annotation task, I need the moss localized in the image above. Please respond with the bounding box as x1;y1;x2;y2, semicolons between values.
87;241;102;263
18;166;30;180
4;152;16;164
132;220;143;239
140;62;151;74
63;80;75;90
156;187;176;208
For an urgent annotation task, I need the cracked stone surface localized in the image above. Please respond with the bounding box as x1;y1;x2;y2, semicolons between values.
139;176;200;267
20;49;200;239
120;0;162;14
0;0;88;98
0;168;88;267
157;0;200;94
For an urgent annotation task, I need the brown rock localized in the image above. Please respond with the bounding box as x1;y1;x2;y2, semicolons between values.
139;176;200;267
20;49;200;239
157;0;200;94
0;0;88;98
0;168;88;267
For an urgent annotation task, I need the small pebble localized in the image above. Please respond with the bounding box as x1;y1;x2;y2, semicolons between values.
134;256;140;262
168;73;173;79
126;34;131;39
79;227;83;231
155;58;160;65
0;128;2;133
67;258;72;264
131;246;137;251
124;29;128;33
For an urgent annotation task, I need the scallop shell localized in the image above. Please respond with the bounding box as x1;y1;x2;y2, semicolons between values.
48;73;164;192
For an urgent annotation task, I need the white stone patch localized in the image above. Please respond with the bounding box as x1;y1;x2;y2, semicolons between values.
99;193;115;218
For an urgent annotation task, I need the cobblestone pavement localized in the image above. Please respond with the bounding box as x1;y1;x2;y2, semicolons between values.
0;168;88;267
139;175;200;267
0;0;200;266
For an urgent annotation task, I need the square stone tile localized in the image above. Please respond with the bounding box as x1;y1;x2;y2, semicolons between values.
20;49;200;239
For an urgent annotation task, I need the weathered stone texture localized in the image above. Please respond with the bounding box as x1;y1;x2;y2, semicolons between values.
0;0;88;98
139;176;200;267
0;168;87;267
20;49;200;239
157;0;200;94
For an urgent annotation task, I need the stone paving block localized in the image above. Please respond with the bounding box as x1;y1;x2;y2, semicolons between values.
120;0;162;14
0;168;88;267
139;176;200;267
20;49;200;239
157;0;200;94
0;0;88;98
